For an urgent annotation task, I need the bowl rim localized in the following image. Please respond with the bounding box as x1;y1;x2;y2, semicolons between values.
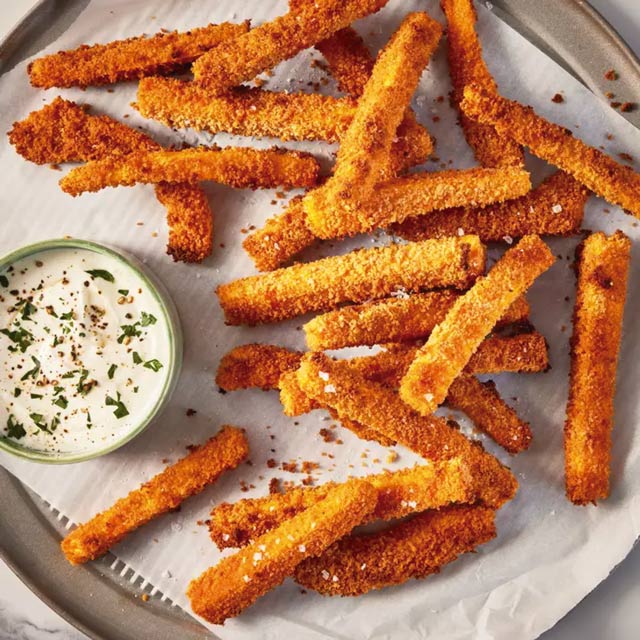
0;238;183;464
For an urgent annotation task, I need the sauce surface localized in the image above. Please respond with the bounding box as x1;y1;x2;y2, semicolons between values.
0;247;172;456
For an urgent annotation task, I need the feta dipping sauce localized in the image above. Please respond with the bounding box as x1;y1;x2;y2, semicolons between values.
0;240;181;462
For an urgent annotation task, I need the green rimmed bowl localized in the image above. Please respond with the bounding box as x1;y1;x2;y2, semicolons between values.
0;238;183;464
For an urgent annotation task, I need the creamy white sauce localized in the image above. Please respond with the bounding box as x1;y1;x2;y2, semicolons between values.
0;248;172;456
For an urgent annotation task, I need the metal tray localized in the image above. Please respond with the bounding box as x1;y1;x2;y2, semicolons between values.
1;1;639;639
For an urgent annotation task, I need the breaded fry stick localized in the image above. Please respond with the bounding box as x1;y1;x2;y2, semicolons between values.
303;13;442;231
565;231;630;504
461;84;640;218
304;292;529;350
8;98;213;262
297;352;518;508
391;171;589;243
466;331;548;374
187;480;377;624
61;426;248;565
208;461;474;549
447;375;532;453
191;0;389;92
400;235;554;415
218;236;485;325
441;0;523;167
28;22;249;89
60;146;320;196
294;505;496;595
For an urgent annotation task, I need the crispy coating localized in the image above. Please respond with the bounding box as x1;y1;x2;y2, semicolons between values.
565;231;630;504
191;0;389;92
303;292;529;350
8;98;213;262
187;480;377;624
209;461;474;549
447;375;532;454
466;331;548;373
297;352;518;508
28;22;249;89
441;0;523;167
307;166;532;240
400;235;554;415
60;146;320;196
391;171;588;243
218;236;485;325
60;426;248;565
294;505;496;595
303;13;442;230
461;84;640;218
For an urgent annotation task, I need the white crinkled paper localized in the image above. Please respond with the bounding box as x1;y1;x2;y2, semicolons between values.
1;1;640;638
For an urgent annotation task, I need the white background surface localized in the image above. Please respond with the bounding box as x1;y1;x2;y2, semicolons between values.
0;1;639;639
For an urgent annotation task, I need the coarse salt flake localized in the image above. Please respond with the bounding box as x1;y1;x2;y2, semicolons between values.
324;384;336;393
318;371;330;381
243;575;251;583
552;204;563;213
321;570;330;580
298;544;306;553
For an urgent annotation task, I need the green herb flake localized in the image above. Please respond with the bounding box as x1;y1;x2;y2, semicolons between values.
30;393;43;399
107;364;117;380
86;411;93;430
132;351;143;364
0;275;9;288
20;356;41;381
61;370;78;379
53;396;68;409
1;327;34;353
13;388;21;398
85;269;115;283
60;311;74;321
20;301;38;322
118;289;129;296
6;415;26;440
105;392;129;419
29;412;51;433
143;359;163;372
140;312;157;327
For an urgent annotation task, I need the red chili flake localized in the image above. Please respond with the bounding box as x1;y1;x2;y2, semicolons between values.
604;69;618;81
551;93;564;103
621;102;637;113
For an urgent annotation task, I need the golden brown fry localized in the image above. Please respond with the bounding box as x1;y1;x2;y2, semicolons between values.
60;426;248;565
304;292;529;350
8;98;213;262
28;22;250;89
297;352;518;508
400;235;554;415
447;375;532;454
391;171;589;243
209;461;474;549
188;480;377;624
565;231;630;504
60;146;320;196
466;331;548;373
294;505;496;595
441;0;523;167
461;84;640;218
191;0;389;92
303;13;442;229
218;236;485;325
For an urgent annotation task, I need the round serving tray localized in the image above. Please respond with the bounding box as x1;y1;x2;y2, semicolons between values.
1;2;639;639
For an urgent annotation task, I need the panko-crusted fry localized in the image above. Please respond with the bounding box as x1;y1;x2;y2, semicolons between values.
135;77;431;170
60;146;320;196
447;375;532;454
461;84;640;218
441;0;523;167
304;292;529;350
297;352;518;508
218;236;485;325
28;22;250;89
209;461;474;549
8;98;213;262
565;231;630;504
400;235;554;415
294;505;496;595
303;13;442;231
61;426;248;565
391;171;589;243
187;480;377;624
191;0;389;92
466;331;548;373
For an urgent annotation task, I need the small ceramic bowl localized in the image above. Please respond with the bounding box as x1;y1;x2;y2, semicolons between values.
0;239;182;463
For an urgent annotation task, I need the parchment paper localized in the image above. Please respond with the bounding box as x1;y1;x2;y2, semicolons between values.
1;1;640;638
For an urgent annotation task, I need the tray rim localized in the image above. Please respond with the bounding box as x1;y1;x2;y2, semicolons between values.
1;1;639;639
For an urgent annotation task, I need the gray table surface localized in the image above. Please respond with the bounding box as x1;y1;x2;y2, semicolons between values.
1;0;639;638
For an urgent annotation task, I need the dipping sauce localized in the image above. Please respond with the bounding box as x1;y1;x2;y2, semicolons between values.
0;246;174;458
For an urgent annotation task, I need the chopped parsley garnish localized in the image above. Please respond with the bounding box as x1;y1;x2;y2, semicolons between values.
0;275;9;288
52;335;63;347
117;323;142;343
85;269;115;283
118;289;129;296
6;415;26;440
60;311;74;321
53;386;64;395
61;370;78;379
53;396;68;409
107;364;117;380
140;312;157;327
144;359;163;372
86;411;93;430
30;412;51;433
13;388;21;398
1;326;34;353
105;392;129;419
132;351;143;364
20;300;37;321
21;355;41;381
30;393;43;399
76;369;96;395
